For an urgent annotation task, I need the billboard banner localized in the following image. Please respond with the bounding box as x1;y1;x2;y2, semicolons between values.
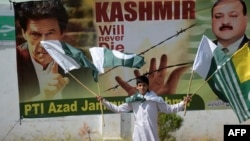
14;0;250;118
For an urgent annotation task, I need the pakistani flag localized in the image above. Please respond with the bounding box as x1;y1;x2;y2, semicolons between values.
41;40;99;82
89;47;145;74
192;35;217;79
192;35;228;102
193;35;250;122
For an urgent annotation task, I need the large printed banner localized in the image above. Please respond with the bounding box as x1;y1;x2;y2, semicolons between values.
14;0;250;118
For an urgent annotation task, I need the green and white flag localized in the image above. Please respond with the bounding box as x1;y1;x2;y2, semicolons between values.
41;40;99;82
89;47;145;74
192;35;217;79
192;35;228;101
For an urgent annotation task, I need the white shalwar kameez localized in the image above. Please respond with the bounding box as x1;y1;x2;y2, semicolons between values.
102;91;185;141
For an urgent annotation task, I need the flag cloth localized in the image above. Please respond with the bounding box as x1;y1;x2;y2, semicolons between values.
89;47;145;74
193;35;250;122
125;91;165;103
192;35;228;102
125;92;146;103
41;40;99;82
192;35;217;79
211;42;250;123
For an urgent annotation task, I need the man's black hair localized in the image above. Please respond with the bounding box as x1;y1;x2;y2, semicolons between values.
211;0;247;16
14;0;68;33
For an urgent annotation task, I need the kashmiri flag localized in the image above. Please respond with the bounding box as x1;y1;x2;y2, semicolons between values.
211;42;250;123
193;35;250;122
89;47;145;74
40;40;99;82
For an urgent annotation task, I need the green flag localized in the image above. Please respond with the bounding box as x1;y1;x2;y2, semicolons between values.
211;42;250;123
193;35;250;122
89;47;145;74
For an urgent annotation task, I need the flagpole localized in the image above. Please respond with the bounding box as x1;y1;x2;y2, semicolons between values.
184;68;219;115
97;82;105;127
68;72;98;97
190;70;217;98
68;72;105;127
184;70;194;116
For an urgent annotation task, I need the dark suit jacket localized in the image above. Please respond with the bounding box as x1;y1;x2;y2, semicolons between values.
17;43;97;102
207;35;249;102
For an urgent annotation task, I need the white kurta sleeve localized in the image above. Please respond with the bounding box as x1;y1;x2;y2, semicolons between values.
102;99;132;113
158;101;185;113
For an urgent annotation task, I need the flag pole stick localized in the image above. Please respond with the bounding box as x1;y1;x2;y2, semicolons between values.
68;72;105;127
68;72;98;97
185;69;218;115
190;70;217;97
184;70;194;116
97;82;105;127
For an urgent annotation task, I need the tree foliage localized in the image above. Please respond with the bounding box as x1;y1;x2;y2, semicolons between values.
158;113;183;141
